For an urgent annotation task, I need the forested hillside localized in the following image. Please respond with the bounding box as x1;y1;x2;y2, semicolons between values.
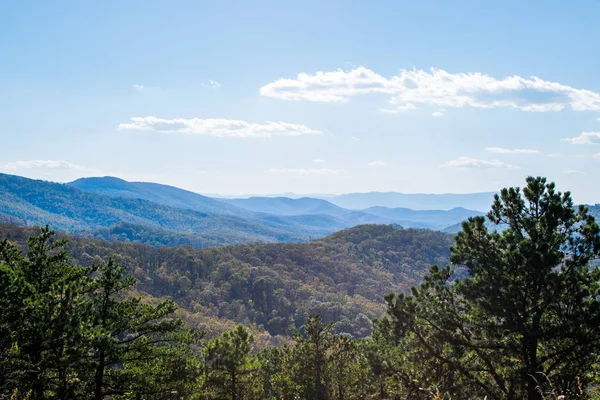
0;173;486;249
223;196;350;216
0;173;333;244
2;177;600;399
68;176;251;216
0;222;453;338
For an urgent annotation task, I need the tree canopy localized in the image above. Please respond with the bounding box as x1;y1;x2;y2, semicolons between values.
383;176;600;399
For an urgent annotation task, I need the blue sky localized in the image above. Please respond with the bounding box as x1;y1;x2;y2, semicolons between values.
1;1;600;202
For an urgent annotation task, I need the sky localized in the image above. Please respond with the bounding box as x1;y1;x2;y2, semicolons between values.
1;0;600;202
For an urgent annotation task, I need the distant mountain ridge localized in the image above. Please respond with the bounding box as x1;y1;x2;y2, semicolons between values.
223;196;349;216
0;173;494;248
66;175;487;230
0;174;329;245
68;176;250;216
327;191;497;212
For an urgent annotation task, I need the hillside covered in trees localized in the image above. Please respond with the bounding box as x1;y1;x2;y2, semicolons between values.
0;222;453;339
2;177;600;400
0;174;485;249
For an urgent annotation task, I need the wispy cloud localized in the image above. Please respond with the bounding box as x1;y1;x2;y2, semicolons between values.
564;168;586;175
118;116;322;138
381;103;417;113
562;131;600;144
593;153;600;159
368;161;388;167
432;111;444;117
202;80;221;89
485;147;539;154
265;168;346;175
442;157;519;169
260;66;600;113
0;160;102;181
313;159;325;163
0;160;93;171
132;84;145;90
547;153;585;158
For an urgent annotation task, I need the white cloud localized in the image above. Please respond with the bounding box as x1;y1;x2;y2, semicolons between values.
368;161;388;167
0;160;91;171
485;147;539;154
202;80;221;89
382;103;417;113
564;168;586;175
442;157;519;169
350;136;360;141
260;66;600;113
265;168;346;175
0;160;102;182
562;131;600;144
547;153;585;158
432;111;444;117
313;159;325;163
593;153;600;159
132;84;145;90
118;116;322;138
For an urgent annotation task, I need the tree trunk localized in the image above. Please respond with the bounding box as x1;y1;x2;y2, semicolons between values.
231;369;237;400
94;350;105;400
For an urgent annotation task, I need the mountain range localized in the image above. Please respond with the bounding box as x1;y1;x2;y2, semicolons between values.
214;190;497;212
0;173;517;248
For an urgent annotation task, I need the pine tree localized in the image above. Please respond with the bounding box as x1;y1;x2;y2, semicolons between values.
203;324;255;400
384;177;600;399
86;259;200;399
0;227;93;399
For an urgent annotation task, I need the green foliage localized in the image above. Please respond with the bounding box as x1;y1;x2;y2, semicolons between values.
3;176;600;400
202;325;255;399
0;173;485;250
383;177;600;399
0;173;320;246
0;222;452;338
0;228;201;400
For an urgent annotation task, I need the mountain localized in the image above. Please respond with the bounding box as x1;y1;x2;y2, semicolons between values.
0;173;327;245
68;176;249;216
0;174;492;249
363;206;485;230
328;191;497;211
66;176;486;231
0;222;453;338
223;196;349;216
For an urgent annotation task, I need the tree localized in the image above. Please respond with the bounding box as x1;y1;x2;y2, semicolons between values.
329;336;369;400
0;227;93;399
0;227;201;400
384;177;600;399
288;315;335;400
86;259;201;400
203;325;255;400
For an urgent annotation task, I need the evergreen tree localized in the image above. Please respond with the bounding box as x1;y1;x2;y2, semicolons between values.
0;227;93;399
289;315;335;400
203;325;255;400
384;177;600;400
329;336;369;400
0;228;201;400
86;259;200;399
